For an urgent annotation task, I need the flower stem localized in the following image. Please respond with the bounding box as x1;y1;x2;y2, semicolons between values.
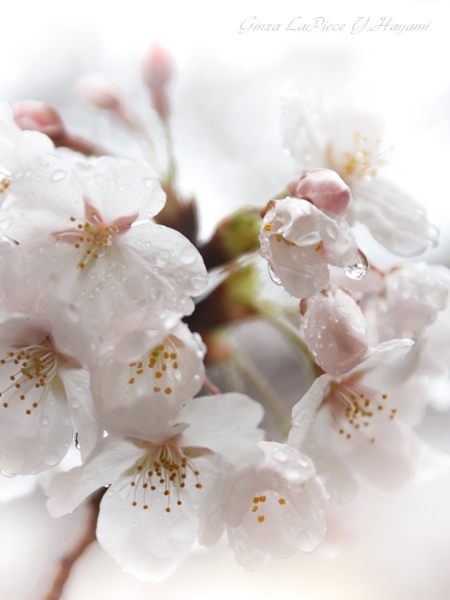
231;348;291;439
43;489;105;600
253;300;316;379
203;376;221;395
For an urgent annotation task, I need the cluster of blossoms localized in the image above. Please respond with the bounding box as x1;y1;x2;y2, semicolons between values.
0;47;449;597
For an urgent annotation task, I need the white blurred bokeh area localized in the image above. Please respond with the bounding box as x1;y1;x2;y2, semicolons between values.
2;0;450;598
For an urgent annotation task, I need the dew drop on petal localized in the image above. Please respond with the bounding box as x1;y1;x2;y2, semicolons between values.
0;470;17;478
298;527;322;552
274;450;288;462
344;249;369;280
268;264;282;286
180;250;197;265
52;170;67;182
45;452;61;466
41;417;49;426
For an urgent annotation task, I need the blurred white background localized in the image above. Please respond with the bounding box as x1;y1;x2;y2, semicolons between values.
1;0;450;598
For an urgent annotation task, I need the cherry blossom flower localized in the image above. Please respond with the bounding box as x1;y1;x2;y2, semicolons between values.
390;302;450;423
289;339;431;498
259;197;358;298
46;393;264;582
225;441;327;571
76;74;124;112
0;102;54;187
301;284;371;376
374;262;450;343
91;321;206;436
288;168;351;216
0;154;207;359
13;101;66;141
281;85;438;255
0;312;96;475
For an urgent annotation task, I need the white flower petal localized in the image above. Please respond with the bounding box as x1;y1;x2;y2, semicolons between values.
179;394;265;468
46;436;142;517
281;84;328;167
92;322;205;437
0;373;72;475
351;177;439;256
0;102;54;175
97;453;226;582
0;313;50;347
72;155;165;221
289;375;332;449
376;263;450;341
226;442;327;571
58;364;98;461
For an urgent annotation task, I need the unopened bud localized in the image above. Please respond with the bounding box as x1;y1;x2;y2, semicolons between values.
302;284;370;376
289;169;351;216
142;45;173;121
76;74;123;112
13;101;66;141
199;208;262;270
142;44;174;90
184;265;258;337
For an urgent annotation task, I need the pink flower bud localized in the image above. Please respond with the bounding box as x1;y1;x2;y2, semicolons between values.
12;101;66;139
76;74;122;112
142;44;174;90
302;284;370;376
289;169;351;216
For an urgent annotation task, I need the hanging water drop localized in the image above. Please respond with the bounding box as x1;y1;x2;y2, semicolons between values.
268;264;282;286
0;470;17;478
344;249;369;280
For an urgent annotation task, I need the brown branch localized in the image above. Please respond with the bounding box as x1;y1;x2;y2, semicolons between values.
43;489;105;600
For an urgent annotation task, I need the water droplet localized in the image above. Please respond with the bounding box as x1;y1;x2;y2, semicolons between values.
41;417;49;426
70;396;80;409
0;217;13;232
0;470;17;478
74;431;81;450
344;249;369;280
298;527;322;552
52;170;67;182
274;451;288;462
325;222;338;241
284;467;302;481
45;452;61;466
268;264;282;286
180;250;196;265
